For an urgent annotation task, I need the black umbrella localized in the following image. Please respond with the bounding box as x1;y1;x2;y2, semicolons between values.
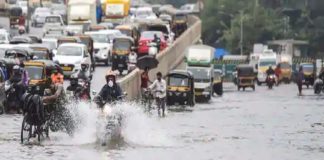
136;55;159;70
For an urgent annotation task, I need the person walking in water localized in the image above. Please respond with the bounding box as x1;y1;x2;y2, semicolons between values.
297;66;304;96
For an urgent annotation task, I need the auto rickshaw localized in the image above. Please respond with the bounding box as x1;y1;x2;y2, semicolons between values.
57;36;82;46
112;36;134;75
9;7;23;28
5;49;32;61
24;60;62;96
278;62;292;83
172;11;188;38
30;44;52;60
75;34;95;71
237;64;255;91
300;63;315;88
213;69;223;96
115;24;140;46
166;70;195;107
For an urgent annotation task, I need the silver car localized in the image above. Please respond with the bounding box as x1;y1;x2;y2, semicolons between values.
31;7;51;27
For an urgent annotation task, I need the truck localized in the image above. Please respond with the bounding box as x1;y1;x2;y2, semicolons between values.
256;51;278;85
67;0;97;26
102;0;130;21
186;45;215;102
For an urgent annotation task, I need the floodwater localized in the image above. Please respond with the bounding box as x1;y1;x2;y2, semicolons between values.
1;84;324;160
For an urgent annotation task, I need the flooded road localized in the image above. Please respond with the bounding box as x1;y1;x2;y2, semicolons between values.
1;84;324;160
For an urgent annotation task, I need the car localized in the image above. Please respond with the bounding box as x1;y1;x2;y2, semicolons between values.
54;43;92;76
0;30;11;44
147;20;174;44
65;25;84;36
85;30;122;66
10;35;34;44
17;0;27;15
43;15;65;36
51;3;67;24
0;44;13;58
135;7;157;20
42;38;58;51
138;31;167;55
31;7;51;27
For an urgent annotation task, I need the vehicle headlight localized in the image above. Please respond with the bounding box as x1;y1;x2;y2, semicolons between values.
183;93;187;97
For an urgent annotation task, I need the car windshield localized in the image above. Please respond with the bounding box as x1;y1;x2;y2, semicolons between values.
302;65;313;72
113;40;132;50
25;66;44;80
36;8;50;14
280;63;290;69
120;30;132;37
32;51;48;59
141;32;162;39
45;17;61;23
168;76;189;87
8;0;17;4
188;68;210;82
88;33;113;43
57;46;82;56
238;67;254;76
259;60;276;67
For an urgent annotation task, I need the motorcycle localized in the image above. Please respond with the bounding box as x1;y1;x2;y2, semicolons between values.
266;74;276;89
18;25;26;35
148;42;158;56
67;79;91;101
314;78;324;94
4;80;23;113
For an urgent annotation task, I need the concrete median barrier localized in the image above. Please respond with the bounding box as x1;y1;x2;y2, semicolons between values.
118;15;202;100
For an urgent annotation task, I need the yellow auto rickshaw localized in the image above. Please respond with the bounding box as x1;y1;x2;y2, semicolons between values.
24;60;62;95
301;63;315;88
172;11;188;38
213;69;223;96
278;62;292;83
237;64;255;91
112;36;134;75
115;24;140;46
30;44;52;60
166;70;195;107
9;7;23;28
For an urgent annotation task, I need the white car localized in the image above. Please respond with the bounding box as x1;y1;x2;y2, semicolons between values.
17;0;27;15
135;7;157;20
54;43;92;76
0;30;11;44
85;30;122;66
0;44;13;58
43;15;65;36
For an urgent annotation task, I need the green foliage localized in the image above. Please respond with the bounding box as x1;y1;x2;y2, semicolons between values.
201;0;324;55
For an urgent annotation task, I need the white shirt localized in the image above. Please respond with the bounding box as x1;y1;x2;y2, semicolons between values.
128;53;137;64
149;79;166;98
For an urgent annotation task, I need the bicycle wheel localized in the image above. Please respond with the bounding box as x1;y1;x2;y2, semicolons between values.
21;116;32;144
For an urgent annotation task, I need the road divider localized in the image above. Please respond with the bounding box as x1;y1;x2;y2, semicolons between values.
118;15;202;100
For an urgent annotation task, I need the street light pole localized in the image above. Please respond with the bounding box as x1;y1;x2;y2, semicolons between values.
240;11;243;55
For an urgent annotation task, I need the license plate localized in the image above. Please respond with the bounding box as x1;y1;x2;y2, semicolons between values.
195;92;202;96
62;66;72;71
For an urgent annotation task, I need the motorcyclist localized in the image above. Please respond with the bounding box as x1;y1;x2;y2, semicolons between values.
152;34;161;52
266;66;275;76
95;70;123;107
149;72;166;117
66;75;82;94
8;65;26;106
51;69;64;84
19;61;29;87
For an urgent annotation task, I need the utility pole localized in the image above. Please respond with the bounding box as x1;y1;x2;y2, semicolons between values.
240;11;243;55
